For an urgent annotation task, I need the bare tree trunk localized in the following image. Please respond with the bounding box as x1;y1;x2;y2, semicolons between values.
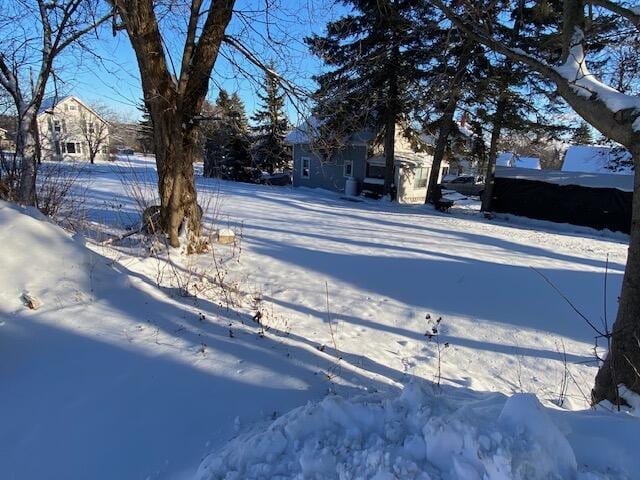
383;114;396;198
481;96;507;212
16;111;39;205
114;0;234;247
425;98;457;204
592;147;640;404
383;44;400;198
153;116;201;247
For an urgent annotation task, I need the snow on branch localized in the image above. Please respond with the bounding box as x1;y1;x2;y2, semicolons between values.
555;29;640;114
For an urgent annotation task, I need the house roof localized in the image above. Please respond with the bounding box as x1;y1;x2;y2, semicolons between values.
496;165;633;192
285;116;375;145
496;152;541;170
561;145;633;175
38;95;72;115
37;95;108;124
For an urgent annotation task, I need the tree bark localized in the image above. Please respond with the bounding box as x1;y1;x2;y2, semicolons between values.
16;110;40;205
383;113;396;198
592;146;640;405
481;95;507;212
155;119;201;247
425;97;458;204
114;0;234;247
383;44;400;198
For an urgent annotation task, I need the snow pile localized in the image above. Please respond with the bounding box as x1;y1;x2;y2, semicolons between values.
0;201;91;312
196;384;638;480
562;145;633;175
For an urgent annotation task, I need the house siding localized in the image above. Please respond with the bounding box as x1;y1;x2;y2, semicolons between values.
37;96;110;162
292;144;367;193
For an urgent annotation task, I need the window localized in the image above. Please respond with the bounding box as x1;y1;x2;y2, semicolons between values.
301;157;311;178
69;103;76;111
54;141;61;155
344;159;353;177
83;120;95;134
61;142;66;153
101;145;109;154
366;164;385;179
54;120;61;133
414;167;430;188
66;142;76;154
61;119;66;133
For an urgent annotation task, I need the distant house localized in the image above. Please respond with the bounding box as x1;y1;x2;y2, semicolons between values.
37;95;110;162
0;127;15;152
496;152;541;170
285;119;449;204
561;145;633;175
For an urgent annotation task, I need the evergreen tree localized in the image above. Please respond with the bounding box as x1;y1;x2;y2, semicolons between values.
204;90;257;182
572;122;594;145
137;101;155;155
251;66;291;174
307;0;438;197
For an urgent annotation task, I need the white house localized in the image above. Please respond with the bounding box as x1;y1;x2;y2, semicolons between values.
496;152;541;170
561;145;633;175
37;95;110;162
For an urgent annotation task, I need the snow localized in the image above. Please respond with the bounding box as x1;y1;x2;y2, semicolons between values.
1;155;637;479
496;152;541;170
196;384;639;479
555;37;640;122
562;145;634;175
496;165;634;192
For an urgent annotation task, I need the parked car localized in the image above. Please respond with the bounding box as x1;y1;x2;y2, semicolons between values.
441;175;485;197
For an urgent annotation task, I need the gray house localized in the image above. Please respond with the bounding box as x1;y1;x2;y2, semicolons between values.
286;119;449;204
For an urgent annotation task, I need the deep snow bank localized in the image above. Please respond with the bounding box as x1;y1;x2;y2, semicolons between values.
196;384;638;480
0;201;92;312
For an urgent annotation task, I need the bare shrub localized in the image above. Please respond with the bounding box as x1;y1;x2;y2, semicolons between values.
37;161;85;220
0;150;19;200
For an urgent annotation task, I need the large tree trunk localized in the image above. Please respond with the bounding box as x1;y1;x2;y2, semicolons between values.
592;147;640;405
481;96;507;212
16;111;39;205
114;0;234;248
154;117;201;247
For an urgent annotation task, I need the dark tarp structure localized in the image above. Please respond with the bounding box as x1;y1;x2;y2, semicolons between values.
492;177;632;234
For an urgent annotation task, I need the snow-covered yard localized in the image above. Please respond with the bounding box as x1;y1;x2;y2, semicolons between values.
1;156;637;480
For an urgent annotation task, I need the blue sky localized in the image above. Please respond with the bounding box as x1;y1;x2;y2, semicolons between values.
63;1;347;122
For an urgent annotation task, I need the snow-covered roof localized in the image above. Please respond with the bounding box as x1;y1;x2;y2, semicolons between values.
561;145;633;175
496;166;633;192
285;116;374;145
37;95;108;125
38;95;72;115
496;152;541;170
